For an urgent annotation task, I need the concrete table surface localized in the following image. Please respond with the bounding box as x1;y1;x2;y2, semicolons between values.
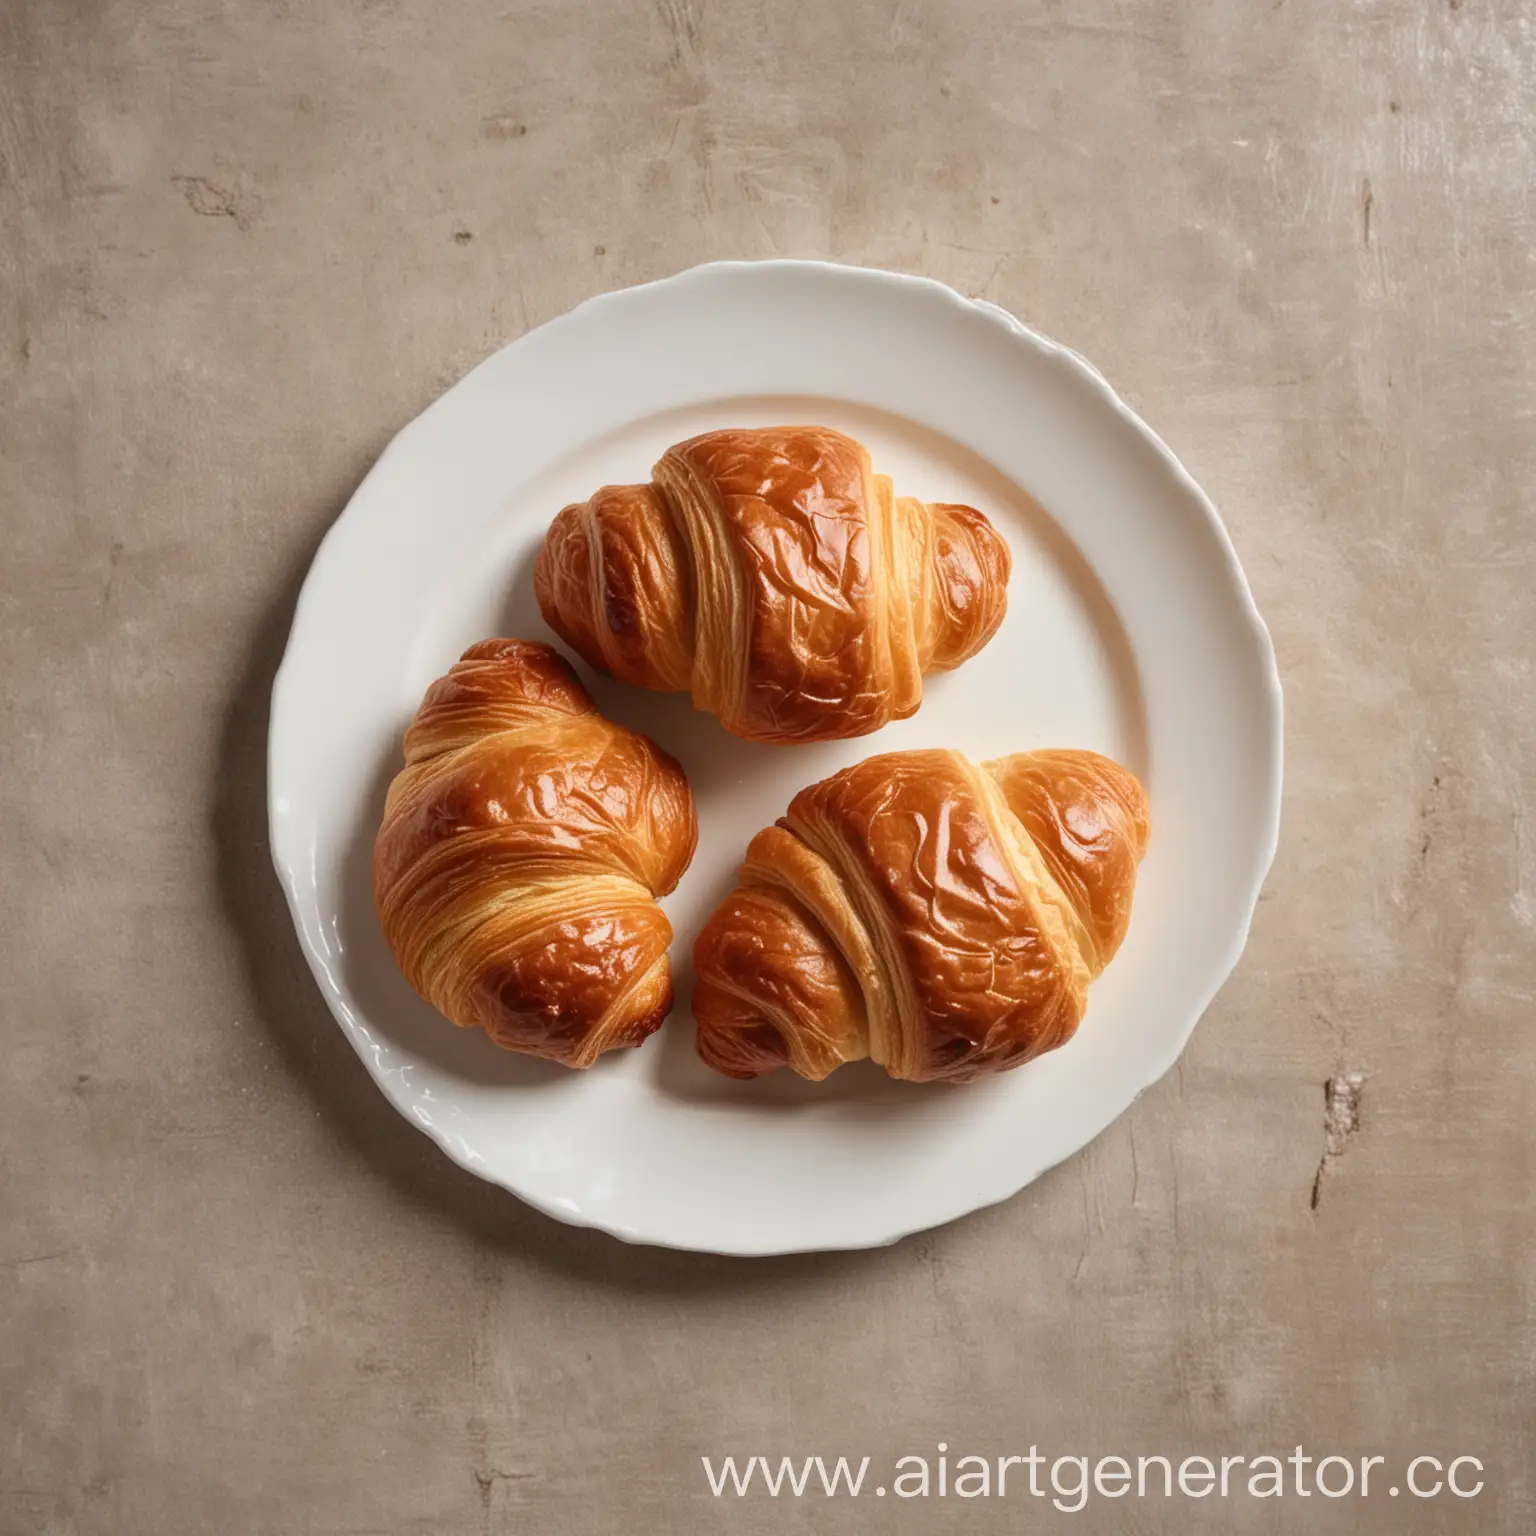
3;2;1532;1532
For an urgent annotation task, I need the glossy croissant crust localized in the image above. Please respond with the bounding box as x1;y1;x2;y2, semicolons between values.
692;748;1149;1083
534;426;1011;743
373;640;697;1067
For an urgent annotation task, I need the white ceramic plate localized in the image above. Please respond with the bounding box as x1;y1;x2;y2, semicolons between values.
269;261;1281;1255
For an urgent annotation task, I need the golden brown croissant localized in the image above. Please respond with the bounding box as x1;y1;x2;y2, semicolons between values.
373;640;697;1067
692;748;1149;1083
534;427;1011;743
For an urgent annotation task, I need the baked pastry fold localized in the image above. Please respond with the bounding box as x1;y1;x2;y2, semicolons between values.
373;640;697;1066
535;427;1011;743
692;748;1148;1082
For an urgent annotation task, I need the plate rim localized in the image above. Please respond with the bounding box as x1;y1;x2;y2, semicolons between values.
267;258;1284;1254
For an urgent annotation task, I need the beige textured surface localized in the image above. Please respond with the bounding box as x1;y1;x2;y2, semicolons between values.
3;2;1533;1532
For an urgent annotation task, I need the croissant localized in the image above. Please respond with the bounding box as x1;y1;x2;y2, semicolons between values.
534;426;1011;743
373;640;697;1067
692;748;1149;1083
